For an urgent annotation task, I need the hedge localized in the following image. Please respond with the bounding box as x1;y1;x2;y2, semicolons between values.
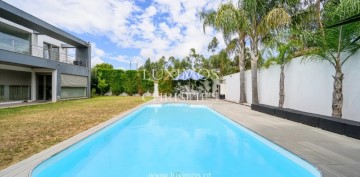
95;69;154;96
158;79;174;94
93;69;213;96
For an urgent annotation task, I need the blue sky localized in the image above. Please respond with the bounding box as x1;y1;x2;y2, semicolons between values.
5;0;226;70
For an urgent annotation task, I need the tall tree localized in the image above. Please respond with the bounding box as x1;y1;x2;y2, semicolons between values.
225;37;247;103
241;0;294;104
200;2;248;103
200;0;296;104
208;37;219;55
143;58;152;71
303;0;360;117
261;0;304;108
264;31;301;108
97;72;108;96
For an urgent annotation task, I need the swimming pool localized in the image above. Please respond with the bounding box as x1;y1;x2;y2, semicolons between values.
31;104;321;177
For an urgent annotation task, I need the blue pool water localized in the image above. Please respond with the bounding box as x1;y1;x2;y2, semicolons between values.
31;104;321;177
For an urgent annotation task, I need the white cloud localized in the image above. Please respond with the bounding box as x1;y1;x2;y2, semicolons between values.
6;0;136;35
91;57;105;67
108;55;145;70
145;6;157;17
90;43;105;67
159;23;182;40
114;66;126;70
140;48;155;59
4;0;227;66
109;55;130;64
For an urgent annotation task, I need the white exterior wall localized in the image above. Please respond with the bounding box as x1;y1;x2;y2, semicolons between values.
224;73;240;103
223;53;360;122
284;58;334;116
342;53;360;120
258;65;280;106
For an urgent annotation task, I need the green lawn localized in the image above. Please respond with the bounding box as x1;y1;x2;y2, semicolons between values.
0;96;151;170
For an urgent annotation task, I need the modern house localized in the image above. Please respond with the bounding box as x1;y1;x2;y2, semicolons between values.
0;1;91;103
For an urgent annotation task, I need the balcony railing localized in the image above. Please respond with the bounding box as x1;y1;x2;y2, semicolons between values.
0;33;88;67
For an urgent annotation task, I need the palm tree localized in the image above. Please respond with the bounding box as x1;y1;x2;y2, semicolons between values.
264;31;301;108
328;13;360;27
328;13;360;44
302;0;360;118
225;37;248;103
201;0;300;104
260;0;306;108
200;2;248;103
242;0;297;104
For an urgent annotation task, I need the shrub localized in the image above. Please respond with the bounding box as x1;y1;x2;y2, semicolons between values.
159;79;174;94
96;69;124;95
91;69;161;96
123;70;138;95
91;88;97;98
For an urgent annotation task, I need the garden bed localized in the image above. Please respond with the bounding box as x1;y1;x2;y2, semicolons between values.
251;104;360;140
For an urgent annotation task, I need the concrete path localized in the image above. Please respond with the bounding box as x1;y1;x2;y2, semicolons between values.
0;101;50;109
209;101;360;177
1;100;359;177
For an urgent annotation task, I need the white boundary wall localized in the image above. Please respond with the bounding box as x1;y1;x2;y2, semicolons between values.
223;52;360;122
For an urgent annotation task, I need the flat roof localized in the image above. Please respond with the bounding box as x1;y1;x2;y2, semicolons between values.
0;1;89;48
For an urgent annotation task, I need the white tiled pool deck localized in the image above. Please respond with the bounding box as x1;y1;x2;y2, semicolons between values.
1;100;359;177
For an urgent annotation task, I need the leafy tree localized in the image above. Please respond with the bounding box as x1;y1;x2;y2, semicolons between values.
91;63;113;94
137;48;242;96
143;58;152;71
208;37;219;54
180;57;192;69
97;72;108;96
184;48;204;69
93;63;113;70
90;68;99;94
208;50;230;76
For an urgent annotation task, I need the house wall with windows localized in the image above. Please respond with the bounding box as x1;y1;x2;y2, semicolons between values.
0;1;91;103
223;52;360;122
36;35;71;62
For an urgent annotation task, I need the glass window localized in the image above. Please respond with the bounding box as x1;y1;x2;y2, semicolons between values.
43;43;50;59
0;85;4;102
0;32;30;55
43;43;59;61
50;46;59;61
0;33;14;51
9;85;30;101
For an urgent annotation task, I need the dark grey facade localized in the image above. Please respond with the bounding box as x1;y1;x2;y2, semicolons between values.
0;1;91;103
